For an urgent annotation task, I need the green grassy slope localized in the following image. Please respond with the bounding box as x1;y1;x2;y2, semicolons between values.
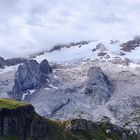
0;98;29;109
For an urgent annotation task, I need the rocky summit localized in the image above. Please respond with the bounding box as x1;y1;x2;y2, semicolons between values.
10;59;53;99
84;66;111;105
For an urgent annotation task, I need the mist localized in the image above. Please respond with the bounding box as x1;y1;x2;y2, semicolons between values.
0;0;140;58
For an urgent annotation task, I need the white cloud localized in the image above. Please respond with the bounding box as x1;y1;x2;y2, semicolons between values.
0;0;140;58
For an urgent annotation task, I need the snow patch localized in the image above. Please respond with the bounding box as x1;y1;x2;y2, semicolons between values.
22;89;36;100
34;39;140;66
22;92;29;100
48;84;58;89
0;65;19;74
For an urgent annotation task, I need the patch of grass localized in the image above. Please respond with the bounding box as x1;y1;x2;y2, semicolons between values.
47;119;71;140
0;98;29;110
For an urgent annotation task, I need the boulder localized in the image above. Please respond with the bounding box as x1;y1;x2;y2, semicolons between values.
84;66;111;105
0;99;34;137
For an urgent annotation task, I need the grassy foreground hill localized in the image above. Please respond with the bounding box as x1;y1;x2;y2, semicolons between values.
0;98;138;140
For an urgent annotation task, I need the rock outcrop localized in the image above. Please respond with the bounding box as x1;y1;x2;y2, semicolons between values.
66;119;137;140
121;36;140;52
49;41;90;52
108;96;140;134
0;105;34;137
0;57;5;69
39;59;53;85
0;57;27;69
5;58;27;66
0;98;138;140
109;57;130;66
10;59;53;99
84;66;111;105
95;43;108;52
66;119;93;131
0;98;48;140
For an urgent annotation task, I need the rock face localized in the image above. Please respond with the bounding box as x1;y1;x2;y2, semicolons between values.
30;117;48;138
11;59;53;99
0;105;34;137
39;59;53;85
0;57;5;69
39;59;53;75
0;98;48;140
16;60;40;91
109;57;130;66
5;58;27;66
108;96;140;134
11;60;40;99
96;43;108;52
84;66;111;105
0;57;27;69
121;36;140;52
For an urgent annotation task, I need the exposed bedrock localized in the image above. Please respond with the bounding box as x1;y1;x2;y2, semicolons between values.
84;66;112;105
108;96;140;134
121;36;140;52
0;98;48;140
0;56;27;69
10;59;53;99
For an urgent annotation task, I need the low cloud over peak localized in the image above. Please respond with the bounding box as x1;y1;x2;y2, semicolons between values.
0;0;140;58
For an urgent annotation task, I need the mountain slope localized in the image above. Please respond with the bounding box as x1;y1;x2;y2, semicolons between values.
0;98;137;140
0;37;140;136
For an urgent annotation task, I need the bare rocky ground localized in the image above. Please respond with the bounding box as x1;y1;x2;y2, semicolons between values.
0;60;140;133
23;60;140;133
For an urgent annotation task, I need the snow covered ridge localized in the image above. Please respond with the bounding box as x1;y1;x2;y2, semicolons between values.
35;37;140;65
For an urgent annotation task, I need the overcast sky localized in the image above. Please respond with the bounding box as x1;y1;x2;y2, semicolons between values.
0;0;140;58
